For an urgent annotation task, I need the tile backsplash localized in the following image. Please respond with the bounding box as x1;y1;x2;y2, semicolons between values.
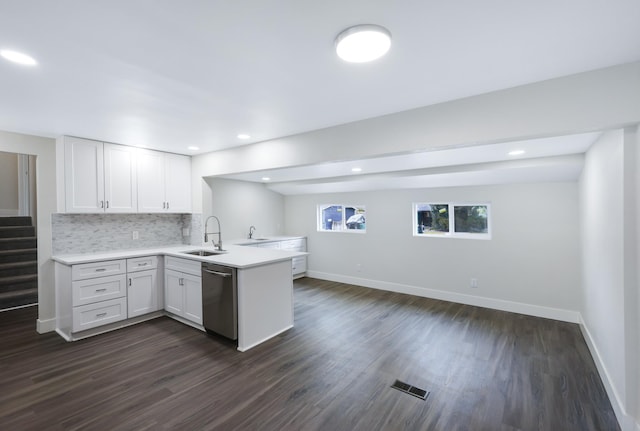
52;213;202;255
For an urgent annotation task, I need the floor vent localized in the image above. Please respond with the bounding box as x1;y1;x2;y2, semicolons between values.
391;379;429;400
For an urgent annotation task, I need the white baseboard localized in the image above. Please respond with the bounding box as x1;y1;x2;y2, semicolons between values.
237;325;293;352
306;271;580;323
579;315;638;431
37;317;56;333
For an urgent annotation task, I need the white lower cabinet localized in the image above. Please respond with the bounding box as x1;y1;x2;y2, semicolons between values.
127;256;161;318
164;257;202;325
61;259;129;334
56;255;164;339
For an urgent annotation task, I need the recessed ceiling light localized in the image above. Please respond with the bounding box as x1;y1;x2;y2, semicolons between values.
237;134;251;140
187;146;199;151
261;177;271;181
508;150;526;156
0;49;37;66
335;24;391;63
351;167;362;172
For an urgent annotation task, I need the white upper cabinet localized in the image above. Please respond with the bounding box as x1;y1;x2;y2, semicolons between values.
63;137;137;213
137;149;191;213
164;153;191;213
59;136;190;214
103;143;137;213
64;136;104;213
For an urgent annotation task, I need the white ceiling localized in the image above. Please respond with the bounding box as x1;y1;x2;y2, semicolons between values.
219;132;600;194
1;1;638;194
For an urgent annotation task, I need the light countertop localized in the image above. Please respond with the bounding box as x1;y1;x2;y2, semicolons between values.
52;237;308;269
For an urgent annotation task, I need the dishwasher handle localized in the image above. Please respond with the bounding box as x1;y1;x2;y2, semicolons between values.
203;268;233;278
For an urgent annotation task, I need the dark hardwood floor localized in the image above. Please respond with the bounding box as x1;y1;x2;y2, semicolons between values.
0;278;619;430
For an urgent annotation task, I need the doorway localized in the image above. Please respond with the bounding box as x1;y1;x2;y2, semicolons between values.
0;151;38;310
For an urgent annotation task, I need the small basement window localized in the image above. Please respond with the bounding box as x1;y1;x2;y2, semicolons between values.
318;204;366;232
414;203;490;239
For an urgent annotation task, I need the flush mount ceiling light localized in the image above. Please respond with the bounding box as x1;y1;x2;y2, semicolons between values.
508;150;526;156
0;49;37;66
237;134;251;140
335;24;391;63
351;167;362;173
187;146;199;151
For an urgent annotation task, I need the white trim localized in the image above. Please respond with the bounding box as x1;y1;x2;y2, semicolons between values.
37;316;56;333
237;325;293;352
579;314;637;431
17;154;30;217
306;270;580;323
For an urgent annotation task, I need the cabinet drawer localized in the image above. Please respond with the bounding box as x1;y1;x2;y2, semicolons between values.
292;256;307;274
127;255;158;272
72;297;127;332
280;238;305;251
72;259;126;281
165;256;201;276
72;274;127;306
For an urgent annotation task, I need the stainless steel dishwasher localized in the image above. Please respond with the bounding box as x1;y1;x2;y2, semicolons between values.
202;263;237;340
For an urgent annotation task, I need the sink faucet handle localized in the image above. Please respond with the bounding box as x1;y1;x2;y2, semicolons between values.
249;225;256;239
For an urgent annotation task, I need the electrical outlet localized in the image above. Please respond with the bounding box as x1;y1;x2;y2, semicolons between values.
470;278;478;288
132;231;139;240
182;228;190;237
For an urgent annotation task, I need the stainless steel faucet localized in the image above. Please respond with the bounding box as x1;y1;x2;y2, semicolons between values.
248;225;256;239
204;215;223;250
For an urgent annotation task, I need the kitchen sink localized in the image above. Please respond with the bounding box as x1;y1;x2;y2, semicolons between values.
181;250;225;256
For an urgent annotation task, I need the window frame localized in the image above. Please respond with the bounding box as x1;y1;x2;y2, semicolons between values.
413;202;491;240
317;204;366;233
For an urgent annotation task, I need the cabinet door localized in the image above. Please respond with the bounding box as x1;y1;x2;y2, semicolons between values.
104;143;137;213
137;149;166;213
164;269;184;315
64;137;105;213
128;269;158;318
183;273;202;325
164;153;191;213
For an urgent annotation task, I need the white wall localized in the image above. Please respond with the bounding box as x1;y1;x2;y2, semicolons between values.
0;151;19;214
204;178;284;243
0;130;57;332
579;128;639;431
285;182;581;320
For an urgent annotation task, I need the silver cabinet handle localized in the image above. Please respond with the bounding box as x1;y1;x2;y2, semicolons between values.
96;312;107;318
166;202;169;210
100;200;104;208
137;262;148;266
106;201;109;209
95;268;106;272
203;269;232;278
178;278;184;286
128;278;132;286
95;288;107;292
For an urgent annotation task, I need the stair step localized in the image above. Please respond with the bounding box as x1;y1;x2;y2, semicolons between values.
0;249;37;264
0;274;38;294
0;216;32;227
0;237;37;251
0;226;36;238
0;288;38;310
0;260;38;278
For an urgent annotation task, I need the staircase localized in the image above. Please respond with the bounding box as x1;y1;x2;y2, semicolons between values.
0;217;38;310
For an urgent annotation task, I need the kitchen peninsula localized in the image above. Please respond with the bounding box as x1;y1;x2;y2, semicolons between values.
53;241;307;351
